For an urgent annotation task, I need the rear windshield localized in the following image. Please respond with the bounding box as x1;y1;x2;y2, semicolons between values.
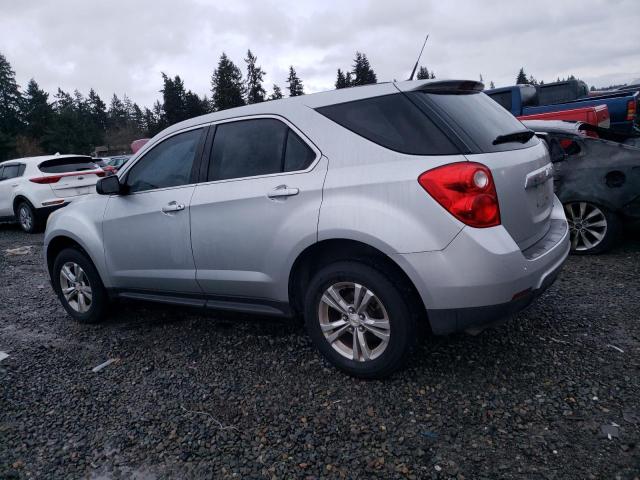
316;94;460;155
413;91;539;152
39;157;98;174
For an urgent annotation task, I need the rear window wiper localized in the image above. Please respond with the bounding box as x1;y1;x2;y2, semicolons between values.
492;130;535;145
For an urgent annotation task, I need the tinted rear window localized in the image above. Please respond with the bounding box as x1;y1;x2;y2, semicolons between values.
316;94;459;155
414;91;538;152
39;157;98;174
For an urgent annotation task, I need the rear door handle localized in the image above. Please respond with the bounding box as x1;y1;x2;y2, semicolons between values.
161;201;185;214
267;185;299;199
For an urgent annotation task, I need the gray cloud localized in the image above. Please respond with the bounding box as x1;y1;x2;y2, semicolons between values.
1;0;638;108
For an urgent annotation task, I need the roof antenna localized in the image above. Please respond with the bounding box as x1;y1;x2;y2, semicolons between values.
408;34;429;81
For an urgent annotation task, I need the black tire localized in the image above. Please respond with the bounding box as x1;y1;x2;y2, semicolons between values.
52;248;109;323
16;201;43;234
304;261;416;379
564;202;622;255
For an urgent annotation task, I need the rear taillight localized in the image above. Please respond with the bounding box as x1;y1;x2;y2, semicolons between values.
418;162;500;228
626;100;636;121
30;176;62;184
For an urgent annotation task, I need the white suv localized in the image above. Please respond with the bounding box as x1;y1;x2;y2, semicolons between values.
0;154;105;233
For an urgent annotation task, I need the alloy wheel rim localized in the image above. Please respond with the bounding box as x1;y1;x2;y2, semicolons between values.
59;262;93;313
19;206;32;231
564;202;607;251
318;282;390;362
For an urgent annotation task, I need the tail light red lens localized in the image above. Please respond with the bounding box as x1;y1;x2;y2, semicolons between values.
626;100;636;121
418;162;501;228
30;176;62;184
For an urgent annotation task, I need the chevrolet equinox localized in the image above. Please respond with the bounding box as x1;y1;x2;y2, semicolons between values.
44;80;570;378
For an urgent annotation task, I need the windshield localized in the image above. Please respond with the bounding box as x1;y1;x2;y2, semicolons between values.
413;91;539;153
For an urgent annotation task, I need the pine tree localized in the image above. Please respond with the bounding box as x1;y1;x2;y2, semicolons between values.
489;81;496;89
185;90;209;118
345;72;353;86
528;75;538;86
245;50;266;104
269;84;283;100
161;73;188;125
0;52;23;160
22;79;53;145
352;52;377;86
108;94;128;130
46;88;78;153
87;89;107;133
287;66;304;96
516;68;528;85
336;69;348;89
211;53;245;111
416;66;431;80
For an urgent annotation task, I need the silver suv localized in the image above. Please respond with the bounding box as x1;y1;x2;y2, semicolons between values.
44;80;570;378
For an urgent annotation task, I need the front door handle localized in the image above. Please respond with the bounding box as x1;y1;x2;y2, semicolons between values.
267;185;299;199
161;201;185;214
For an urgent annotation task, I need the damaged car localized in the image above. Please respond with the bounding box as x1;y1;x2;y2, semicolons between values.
523;120;640;254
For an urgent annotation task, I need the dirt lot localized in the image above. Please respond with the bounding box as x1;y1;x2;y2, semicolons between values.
0;223;639;479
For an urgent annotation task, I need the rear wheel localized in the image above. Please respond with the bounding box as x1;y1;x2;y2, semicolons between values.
304;261;416;379
52;248;109;323
17;202;42;233
564;201;621;254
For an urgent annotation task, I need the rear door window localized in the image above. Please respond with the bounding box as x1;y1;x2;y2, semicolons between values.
413;91;539;153
39;157;98;174
1;164;20;179
207;118;316;181
316;94;459;155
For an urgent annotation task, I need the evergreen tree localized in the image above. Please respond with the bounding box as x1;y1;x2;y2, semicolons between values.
245;50;266;104
269;84;283;100
185;90;209;118
528;75;538;85
336;69;348;89
108;94;128;130
211;53;245;111
287;66;304;96
516;68;528;85
46;88;78;153
489;81;496;89
416;66;431;80
0;52;23;160
161;73;188;125
87;89;107;133
345;72;353;86
352;52;377;86
22;79;53;147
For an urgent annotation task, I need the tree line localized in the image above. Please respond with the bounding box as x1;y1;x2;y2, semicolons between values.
0;49;429;160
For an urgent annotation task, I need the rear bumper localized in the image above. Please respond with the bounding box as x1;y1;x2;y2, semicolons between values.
426;256;563;334
395;195;570;335
35;202;69;220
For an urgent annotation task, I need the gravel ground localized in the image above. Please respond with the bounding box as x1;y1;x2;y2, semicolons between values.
1;223;639;479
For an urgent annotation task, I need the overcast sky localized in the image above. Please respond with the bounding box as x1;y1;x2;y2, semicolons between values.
1;0;638;108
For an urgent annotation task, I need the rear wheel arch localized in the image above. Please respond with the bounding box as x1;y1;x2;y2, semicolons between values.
13;195;35;216
288;238;427;325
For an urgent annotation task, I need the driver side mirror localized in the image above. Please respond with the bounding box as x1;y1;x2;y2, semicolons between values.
96;175;126;195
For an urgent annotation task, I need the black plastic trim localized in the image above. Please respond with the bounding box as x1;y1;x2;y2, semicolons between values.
108;288;294;318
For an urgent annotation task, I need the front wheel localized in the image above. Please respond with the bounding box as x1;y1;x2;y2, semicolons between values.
304;261;416;379
564;202;621;255
52;248;109;323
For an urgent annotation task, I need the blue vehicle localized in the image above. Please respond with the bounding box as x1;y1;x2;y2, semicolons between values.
486;84;640;135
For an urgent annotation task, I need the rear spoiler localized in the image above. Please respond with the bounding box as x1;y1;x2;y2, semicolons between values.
409;80;484;93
